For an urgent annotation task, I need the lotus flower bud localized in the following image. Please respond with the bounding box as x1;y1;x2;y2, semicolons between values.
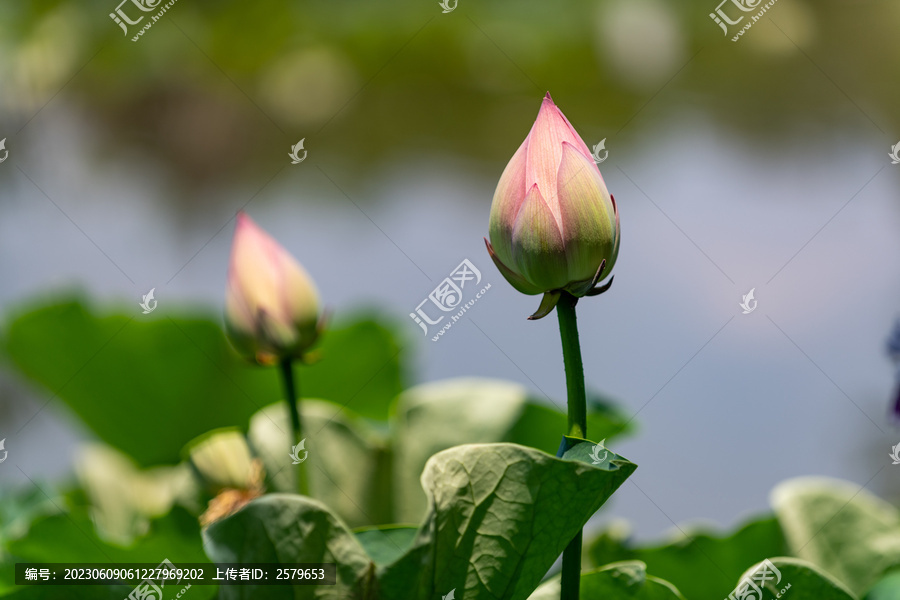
485;93;619;318
225;212;323;364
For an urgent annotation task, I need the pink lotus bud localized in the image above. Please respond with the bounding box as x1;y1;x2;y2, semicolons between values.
486;93;619;318
225;212;322;364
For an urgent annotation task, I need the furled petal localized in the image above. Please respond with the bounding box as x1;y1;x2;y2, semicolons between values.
567;259;607;298
258;308;302;352
606;193;621;277
585;275;614;297
280;251;322;338
488;137;528;267
485;238;543;295
528;291;562;320
556;142;617;285
544;93;594;161
511;184;568;292
224;275;261;361
225;212;321;362
525;93;595;223
229;213;291;325
224;269;256;339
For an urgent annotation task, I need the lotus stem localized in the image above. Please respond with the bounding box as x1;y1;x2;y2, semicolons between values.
557;292;587;440
557;291;586;600
279;358;309;496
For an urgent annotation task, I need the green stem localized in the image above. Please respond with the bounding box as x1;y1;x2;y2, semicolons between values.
560;533;583;600
557;291;586;600
557;292;587;439
279;358;309;496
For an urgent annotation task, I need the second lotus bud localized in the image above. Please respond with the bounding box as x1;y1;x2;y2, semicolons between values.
225;212;323;365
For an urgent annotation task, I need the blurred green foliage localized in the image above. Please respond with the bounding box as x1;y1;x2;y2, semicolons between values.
867;572;900;600
586;478;900;600
0;497;215;599
1;299;405;466
588;516;787;599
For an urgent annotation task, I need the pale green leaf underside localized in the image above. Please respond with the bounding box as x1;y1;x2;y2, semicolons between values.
379;441;636;600
203;494;377;600
772;477;900;595
735;557;856;600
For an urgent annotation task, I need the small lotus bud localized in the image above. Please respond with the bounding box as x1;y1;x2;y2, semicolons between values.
486;93;619;318
225;212;322;364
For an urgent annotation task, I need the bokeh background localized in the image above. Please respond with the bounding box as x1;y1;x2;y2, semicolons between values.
1;0;899;543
